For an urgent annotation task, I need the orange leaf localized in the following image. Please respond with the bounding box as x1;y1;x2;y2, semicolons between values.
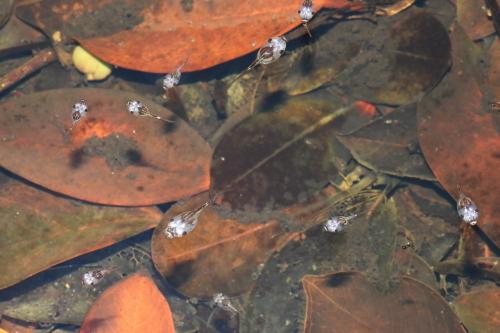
80;274;175;333
302;272;465;333
16;0;361;73
0;88;211;205
151;192;294;299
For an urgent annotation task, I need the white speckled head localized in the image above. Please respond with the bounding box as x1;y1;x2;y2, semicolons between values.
299;5;314;22
71;100;88;124
164;213;198;238
323;217;344;233
162;72;181;90
457;192;479;225
126;100;144;116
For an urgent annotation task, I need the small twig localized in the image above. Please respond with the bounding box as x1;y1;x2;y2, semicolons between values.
0;48;57;94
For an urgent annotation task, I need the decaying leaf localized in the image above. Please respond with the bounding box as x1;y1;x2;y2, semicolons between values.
151;192;294;299
302;272;465;333
337;104;435;180
0;88;211;206
210;90;352;216
453;288;500;333
16;0;361;73
80;274;175;333
335;10;451;105
0;172;161;290
417;24;500;246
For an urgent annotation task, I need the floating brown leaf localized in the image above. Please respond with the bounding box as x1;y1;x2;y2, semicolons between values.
151;192;294;299
80;274;175;333
452;288;500;333
0;88;211;205
210;90;351;216
337;104;435;180
0;173;161;290
16;0;361;73
302;272;464;333
417;24;500;245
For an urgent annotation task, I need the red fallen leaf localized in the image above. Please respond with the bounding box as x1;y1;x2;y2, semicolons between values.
302;272;465;333
0;173;161;290
457;0;496;40
80;274;175;333
452;288;500;333
417;24;500;245
0;88;211;206
151;192;295;299
16;0;362;73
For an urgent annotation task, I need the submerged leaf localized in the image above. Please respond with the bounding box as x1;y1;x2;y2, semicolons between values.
0;88;211;206
210;90;352;216
151;192;293;299
242;200;408;333
302;272;464;333
457;0;496;40
16;0;359;73
488;38;500;98
417;24;500;246
337;104;435;180
335;10;451;105
452;288;500;333
0;173;161;290
393;184;459;265
80;274;175;333
264;19;369;96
